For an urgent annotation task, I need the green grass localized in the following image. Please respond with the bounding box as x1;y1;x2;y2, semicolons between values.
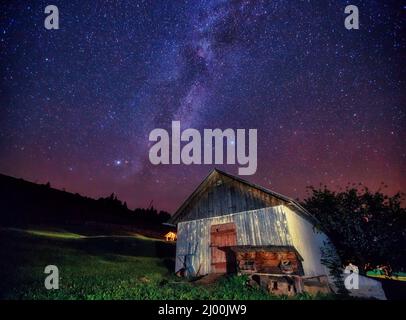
0;226;334;300
7;227;85;239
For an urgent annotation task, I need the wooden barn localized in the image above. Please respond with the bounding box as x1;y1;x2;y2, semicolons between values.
169;169;337;293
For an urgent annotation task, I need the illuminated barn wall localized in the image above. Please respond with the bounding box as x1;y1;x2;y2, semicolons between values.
175;205;331;277
171;169;335;280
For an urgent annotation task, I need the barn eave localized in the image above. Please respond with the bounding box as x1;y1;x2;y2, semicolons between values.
169;169;319;227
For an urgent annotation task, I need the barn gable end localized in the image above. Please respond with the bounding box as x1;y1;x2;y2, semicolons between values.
172;169;336;287
170;169;317;225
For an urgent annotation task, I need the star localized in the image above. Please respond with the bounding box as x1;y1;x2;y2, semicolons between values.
0;1;403;211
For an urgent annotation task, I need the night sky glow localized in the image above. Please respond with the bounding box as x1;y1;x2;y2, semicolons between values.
0;1;404;212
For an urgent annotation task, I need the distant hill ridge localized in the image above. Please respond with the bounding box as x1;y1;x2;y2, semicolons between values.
0;173;170;228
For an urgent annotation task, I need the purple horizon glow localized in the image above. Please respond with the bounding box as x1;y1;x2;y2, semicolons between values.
0;1;404;212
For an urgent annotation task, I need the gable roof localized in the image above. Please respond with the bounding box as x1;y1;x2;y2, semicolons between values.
169;168;319;225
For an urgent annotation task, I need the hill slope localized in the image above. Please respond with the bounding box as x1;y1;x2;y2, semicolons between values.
0;173;172;236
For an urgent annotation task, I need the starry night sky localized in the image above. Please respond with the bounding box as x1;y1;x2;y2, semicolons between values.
0;1;404;212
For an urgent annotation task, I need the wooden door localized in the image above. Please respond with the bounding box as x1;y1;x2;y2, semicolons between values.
210;223;237;273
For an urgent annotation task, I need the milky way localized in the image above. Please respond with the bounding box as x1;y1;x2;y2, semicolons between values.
0;1;404;211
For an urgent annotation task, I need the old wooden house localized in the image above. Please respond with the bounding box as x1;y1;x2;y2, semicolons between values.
169;169;337;293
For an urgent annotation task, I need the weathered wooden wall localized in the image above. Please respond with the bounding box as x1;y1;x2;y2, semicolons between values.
283;206;331;277
234;249;303;275
175;173;286;223
175;205;332;278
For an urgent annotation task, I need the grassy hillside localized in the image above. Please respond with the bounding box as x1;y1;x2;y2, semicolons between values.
0;226;333;300
0;226;174;299
0;174;336;300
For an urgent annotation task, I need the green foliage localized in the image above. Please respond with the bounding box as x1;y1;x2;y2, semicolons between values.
210;275;272;300
0;228;337;300
320;239;347;295
302;185;406;270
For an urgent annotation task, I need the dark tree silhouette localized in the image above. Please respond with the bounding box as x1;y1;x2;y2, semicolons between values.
302;184;406;271
0;174;171;228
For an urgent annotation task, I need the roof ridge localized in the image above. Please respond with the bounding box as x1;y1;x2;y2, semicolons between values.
169;168;318;225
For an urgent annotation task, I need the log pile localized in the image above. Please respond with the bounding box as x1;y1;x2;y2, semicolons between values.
231;247;303;275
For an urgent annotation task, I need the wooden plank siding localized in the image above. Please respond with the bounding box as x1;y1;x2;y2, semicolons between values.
175;205;332;278
210;223;237;273
176;174;286;223
175;205;292;276
172;169;335;282
232;247;304;275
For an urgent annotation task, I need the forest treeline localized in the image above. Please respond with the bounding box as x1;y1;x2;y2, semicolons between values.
0;174;170;227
